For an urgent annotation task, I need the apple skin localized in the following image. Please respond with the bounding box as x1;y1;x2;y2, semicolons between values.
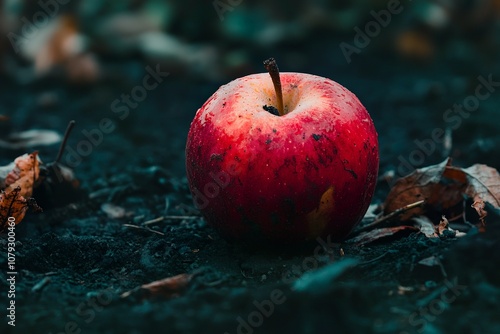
185;72;379;243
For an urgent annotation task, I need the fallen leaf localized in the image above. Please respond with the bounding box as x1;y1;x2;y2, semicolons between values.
412;215;465;239
384;158;500;224
0;152;42;229
0;187;28;229
471;197;487;226
347;225;418;246
443;163;500;209
396;29;435;61
0;187;41;231
121;273;193;300
3;152;41;198
34;15;81;75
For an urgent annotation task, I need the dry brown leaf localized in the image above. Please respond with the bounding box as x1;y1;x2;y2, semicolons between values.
0;187;41;231
35;15;79;75
384;158;500;223
396;30;435;60
412;215;465;239
0;152;42;229
0;187;29;229
443;164;500;208
347;225;417;246
121;273;193;300
471;197;487;226
471;197;487;232
4;152;40;198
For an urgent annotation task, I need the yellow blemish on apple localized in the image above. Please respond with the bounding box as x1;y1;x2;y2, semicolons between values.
306;186;335;238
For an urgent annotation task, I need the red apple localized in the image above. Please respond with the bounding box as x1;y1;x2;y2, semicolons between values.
186;59;379;243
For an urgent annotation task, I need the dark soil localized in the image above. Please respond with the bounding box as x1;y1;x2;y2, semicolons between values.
1;36;500;334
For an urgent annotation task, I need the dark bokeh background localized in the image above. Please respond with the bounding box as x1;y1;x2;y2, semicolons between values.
1;1;500;333
1;0;499;179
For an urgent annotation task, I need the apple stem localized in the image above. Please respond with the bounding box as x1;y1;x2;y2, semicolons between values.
263;58;284;116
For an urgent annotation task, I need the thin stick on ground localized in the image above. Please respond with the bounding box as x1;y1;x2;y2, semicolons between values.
142;216;200;226
355;200;425;233
123;223;164;235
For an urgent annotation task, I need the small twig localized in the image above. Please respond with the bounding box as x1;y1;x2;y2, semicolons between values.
123;224;164;236
143;216;165;225
356;200;425;233
142;216;199;226
32;277;51;293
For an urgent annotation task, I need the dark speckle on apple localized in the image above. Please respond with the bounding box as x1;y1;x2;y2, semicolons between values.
342;159;358;179
210;153;223;161
312;134;321;141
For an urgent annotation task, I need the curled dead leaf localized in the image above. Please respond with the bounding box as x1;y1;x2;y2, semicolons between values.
4;152;41;198
0;152;42;229
471;197;487;230
384;158;500;224
0;187;42;231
